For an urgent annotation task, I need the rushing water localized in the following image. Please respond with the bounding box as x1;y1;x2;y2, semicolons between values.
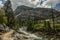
18;27;60;40
19;27;49;40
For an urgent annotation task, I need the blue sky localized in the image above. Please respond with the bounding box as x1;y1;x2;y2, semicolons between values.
0;0;6;4
54;3;60;10
0;0;60;10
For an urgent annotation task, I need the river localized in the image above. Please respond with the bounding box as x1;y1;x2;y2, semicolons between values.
18;27;50;40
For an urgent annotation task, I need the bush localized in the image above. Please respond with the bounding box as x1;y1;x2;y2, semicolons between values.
43;20;52;31
55;25;60;32
33;24;43;31
26;19;34;31
0;8;7;24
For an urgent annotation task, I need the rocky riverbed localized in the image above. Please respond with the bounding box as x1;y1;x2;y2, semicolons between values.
0;25;44;40
0;25;60;40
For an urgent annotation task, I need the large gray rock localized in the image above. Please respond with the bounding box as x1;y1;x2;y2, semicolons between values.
0;24;10;34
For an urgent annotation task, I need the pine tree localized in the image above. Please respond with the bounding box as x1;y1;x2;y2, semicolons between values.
3;0;15;28
0;9;3;24
44;20;46;29
46;21;51;31
0;8;7;24
26;17;34;31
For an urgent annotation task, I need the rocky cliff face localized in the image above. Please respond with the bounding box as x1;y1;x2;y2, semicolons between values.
14;5;60;21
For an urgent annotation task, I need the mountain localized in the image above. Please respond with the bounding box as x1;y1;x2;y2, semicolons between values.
14;5;60;21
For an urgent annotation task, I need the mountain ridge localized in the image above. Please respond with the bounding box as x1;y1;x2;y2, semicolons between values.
14;5;60;21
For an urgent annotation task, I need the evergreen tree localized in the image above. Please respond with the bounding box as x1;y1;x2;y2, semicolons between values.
0;9;3;24
43;20;51;31
26;17;34;31
46;21;51;31
3;0;15;28
0;8;7;24
52;9;55;30
43;20;46;29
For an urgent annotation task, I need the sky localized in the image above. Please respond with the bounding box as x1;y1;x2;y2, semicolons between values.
10;0;60;10
0;0;60;10
0;0;7;7
54;3;60;10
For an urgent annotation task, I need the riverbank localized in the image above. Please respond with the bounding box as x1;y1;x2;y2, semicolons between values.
0;25;60;40
31;30;60;40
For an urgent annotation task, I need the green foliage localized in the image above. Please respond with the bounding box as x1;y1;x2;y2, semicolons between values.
0;8;7;24
0;0;22;30
33;24;43;31
46;21;51;31
18;19;23;26
3;0;16;28
43;21;46;29
0;15;3;24
26;18;34;31
55;25;60;31
43;20;51;31
12;22;20;30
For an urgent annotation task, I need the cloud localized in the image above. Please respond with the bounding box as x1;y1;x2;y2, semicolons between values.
45;0;60;8
11;0;39;10
10;0;60;10
0;1;3;7
0;0;7;7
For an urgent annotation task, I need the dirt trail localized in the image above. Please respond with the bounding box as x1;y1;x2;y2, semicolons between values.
0;30;14;40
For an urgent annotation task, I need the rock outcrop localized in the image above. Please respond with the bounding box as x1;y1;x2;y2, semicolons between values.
14;5;60;21
0;26;40;40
